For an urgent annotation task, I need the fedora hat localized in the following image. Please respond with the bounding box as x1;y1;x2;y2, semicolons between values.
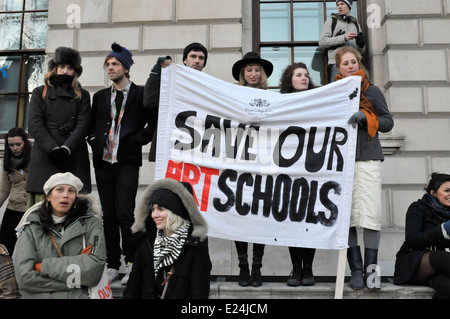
232;52;273;81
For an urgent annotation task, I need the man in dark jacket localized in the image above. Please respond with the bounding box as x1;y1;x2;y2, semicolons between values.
143;42;208;163
88;43;153;285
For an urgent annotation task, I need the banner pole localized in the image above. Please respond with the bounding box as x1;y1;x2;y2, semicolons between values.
334;248;347;299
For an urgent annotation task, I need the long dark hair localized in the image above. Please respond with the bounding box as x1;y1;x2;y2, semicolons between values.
39;196;89;234
279;62;317;93
3;127;31;173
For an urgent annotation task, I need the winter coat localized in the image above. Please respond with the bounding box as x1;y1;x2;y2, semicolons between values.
319;13;365;65
13;195;106;299
26;85;91;194
88;82;154;167
394;194;450;284
143;72;161;162
354;85;394;161
123;179;212;299
0;167;28;212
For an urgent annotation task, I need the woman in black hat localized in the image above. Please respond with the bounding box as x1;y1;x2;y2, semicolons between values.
232;52;273;89
26;46;92;206
123;178;212;299
231;52;273;288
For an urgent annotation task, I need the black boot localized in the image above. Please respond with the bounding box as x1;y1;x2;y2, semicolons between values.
301;263;315;286
364;248;380;290
237;254;250;287
347;246;365;290
287;264;301;286
250;263;262;287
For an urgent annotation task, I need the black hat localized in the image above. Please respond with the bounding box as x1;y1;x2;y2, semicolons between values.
148;182;194;220
337;0;352;9
183;42;208;67
48;46;83;76
232;52;273;81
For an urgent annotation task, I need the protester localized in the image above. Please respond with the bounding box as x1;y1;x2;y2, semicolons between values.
319;0;365;83
144;42;208;164
26;46;91;207
0;127;31;255
279;62;318;286
0;244;19;299
88;43;153;285
394;173;450;299
230;52;273;287
13;172;106;299
123;178;211;299
334;46;394;290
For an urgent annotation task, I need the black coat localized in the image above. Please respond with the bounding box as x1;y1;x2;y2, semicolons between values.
123;231;212;299
394;194;450;284
27;85;91;194
88;82;154;167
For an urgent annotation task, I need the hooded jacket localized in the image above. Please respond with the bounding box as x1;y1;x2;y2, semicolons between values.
123;178;212;299
13;195;106;299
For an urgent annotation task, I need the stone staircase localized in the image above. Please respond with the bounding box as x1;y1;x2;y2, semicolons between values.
110;275;434;299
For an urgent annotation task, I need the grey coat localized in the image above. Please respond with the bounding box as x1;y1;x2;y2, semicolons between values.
13;195;106;299
26;85;91;194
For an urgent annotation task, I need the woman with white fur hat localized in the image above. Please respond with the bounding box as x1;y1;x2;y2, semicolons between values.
14;172;106;299
123;178;212;299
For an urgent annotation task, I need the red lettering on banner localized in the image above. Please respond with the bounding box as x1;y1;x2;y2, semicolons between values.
165;160;219;212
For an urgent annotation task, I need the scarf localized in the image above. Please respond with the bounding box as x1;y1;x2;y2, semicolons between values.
9;154;26;170
50;74;74;91
153;220;191;277
335;69;379;137
426;193;450;221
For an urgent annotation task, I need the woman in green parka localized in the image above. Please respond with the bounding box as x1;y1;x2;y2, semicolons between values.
13;172;106;299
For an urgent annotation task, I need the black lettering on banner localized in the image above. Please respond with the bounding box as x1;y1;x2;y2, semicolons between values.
236;173;253;216
305;127;331;173
289;177;309;222
252;175;273;218
318;181;341;226
327;127;347;172
202;115;221;157
272;174;291;222
275;126;306;168
174;111;201;150
213;169;236;212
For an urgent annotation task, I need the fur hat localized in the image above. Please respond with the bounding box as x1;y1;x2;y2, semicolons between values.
183;42;208;67
106;42;134;70
132;178;208;241
337;0;352;9
43;172;83;195
48;46;83;76
232;52;274;81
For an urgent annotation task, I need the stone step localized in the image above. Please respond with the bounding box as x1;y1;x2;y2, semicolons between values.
110;276;434;299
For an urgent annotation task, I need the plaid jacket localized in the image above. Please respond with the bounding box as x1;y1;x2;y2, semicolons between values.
0;244;19;299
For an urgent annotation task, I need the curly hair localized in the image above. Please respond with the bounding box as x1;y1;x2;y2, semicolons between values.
279;62;317;93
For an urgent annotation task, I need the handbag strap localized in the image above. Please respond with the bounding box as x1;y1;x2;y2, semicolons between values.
48;233;64;257
161;266;175;299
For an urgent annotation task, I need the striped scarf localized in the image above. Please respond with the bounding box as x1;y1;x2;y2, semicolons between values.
153;220;191;277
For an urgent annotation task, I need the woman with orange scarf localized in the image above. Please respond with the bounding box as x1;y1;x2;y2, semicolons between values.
334;47;394;290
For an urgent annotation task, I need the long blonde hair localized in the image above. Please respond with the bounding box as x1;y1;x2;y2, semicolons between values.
239;63;269;89
44;67;82;99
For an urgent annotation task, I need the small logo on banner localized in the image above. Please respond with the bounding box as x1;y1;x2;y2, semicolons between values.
245;98;273;115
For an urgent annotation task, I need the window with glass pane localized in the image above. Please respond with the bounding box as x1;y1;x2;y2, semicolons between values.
0;0;48;134
257;0;363;89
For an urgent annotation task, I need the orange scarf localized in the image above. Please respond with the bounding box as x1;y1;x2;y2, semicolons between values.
335;70;379;137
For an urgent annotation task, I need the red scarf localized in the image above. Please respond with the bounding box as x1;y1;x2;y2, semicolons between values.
335;70;379;137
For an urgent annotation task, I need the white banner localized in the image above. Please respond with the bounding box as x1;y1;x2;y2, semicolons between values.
155;64;360;250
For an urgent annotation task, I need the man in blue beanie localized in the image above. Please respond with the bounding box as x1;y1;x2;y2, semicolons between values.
143;42;208;164
88;42;154;285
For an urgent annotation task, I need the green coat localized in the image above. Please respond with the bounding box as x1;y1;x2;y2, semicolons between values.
13;195;106;299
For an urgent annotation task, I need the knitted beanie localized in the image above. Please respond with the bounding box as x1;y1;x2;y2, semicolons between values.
43;172;83;195
107;42;134;70
148;182;194;220
182;42;208;67
337;0;352;9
